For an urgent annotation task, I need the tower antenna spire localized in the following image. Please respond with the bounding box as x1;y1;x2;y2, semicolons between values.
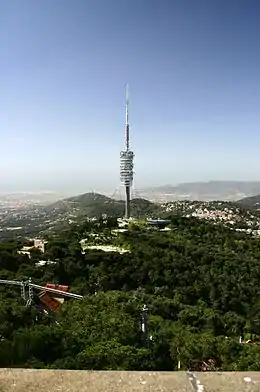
125;84;130;150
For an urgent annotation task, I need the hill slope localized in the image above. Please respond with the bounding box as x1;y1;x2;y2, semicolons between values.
47;192;163;218
238;194;260;208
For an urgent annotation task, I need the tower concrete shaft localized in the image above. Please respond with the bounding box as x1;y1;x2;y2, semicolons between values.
125;185;131;219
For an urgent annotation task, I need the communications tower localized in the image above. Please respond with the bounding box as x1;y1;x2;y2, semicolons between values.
120;85;134;219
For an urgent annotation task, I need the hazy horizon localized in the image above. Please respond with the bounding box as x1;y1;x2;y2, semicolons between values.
2;179;260;198
1;0;260;192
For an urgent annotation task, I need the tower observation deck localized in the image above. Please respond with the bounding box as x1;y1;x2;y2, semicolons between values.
120;85;134;219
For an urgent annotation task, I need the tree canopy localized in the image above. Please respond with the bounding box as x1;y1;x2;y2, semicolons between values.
1;215;260;370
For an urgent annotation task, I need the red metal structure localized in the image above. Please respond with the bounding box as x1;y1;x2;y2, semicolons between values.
0;278;83;311
38;283;70;312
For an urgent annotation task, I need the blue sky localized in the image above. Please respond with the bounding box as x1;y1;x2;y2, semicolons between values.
1;0;260;193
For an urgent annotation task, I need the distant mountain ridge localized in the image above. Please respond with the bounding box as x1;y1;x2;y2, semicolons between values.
140;181;260;202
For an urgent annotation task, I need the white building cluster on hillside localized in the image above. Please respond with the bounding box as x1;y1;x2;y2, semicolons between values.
161;200;260;236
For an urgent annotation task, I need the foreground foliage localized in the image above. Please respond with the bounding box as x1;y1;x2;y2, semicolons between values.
1;216;260;370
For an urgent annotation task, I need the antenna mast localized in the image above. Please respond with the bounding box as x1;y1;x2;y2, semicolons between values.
125;84;130;150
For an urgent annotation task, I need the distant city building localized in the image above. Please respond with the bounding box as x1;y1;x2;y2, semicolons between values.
18;238;47;257
34;239;46;252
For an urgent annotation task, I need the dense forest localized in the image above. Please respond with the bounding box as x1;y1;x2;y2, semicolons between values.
1;215;260;370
